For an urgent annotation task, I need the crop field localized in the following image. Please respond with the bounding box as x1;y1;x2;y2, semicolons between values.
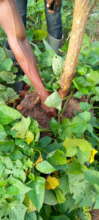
0;0;99;219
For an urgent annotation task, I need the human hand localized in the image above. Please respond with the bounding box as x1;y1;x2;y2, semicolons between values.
40;90;56;116
46;0;61;13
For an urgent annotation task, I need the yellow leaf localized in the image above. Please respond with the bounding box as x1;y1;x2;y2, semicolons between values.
28;199;37;212
25;131;34;144
46;176;60;190
89;149;98;163
24;195;36;212
35;154;43;165
33;29;47;41
64;138;92;153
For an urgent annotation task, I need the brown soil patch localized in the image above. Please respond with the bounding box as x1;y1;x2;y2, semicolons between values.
17;92;52;128
17;92;89;128
63;98;81;118
91;210;99;220
63;97;89;118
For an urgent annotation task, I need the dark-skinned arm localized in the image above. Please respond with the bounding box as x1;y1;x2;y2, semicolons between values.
0;0;55;115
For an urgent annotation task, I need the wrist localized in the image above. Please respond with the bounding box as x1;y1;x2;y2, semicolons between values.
39;90;49;103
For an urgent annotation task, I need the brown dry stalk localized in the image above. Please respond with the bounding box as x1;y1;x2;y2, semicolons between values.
60;0;96;98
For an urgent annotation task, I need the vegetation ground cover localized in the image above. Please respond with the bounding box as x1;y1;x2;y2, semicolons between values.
0;0;99;219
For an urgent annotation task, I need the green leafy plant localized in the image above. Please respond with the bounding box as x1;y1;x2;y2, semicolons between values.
0;1;98;220
0;104;98;220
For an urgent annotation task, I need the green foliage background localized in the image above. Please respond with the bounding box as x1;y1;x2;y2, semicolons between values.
0;0;99;219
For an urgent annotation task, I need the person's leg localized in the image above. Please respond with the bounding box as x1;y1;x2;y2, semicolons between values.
45;0;63;52
15;0;27;26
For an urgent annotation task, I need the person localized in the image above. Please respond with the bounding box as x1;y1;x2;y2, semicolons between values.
0;0;62;115
15;0;63;52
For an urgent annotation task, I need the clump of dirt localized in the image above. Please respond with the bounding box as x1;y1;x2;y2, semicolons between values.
17;92;90;128
91;210;99;220
63;98;81;118
63;97;89;118
17;92;52;128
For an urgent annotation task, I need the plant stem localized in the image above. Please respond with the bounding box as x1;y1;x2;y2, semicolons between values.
59;0;96;98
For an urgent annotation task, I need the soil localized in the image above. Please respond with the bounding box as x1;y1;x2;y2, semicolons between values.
17;91;52;128
17;92;89;127
63;96;89;118
91;210;99;220
63;98;81;118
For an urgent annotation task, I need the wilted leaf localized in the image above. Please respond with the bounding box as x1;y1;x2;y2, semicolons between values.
35;154;43;165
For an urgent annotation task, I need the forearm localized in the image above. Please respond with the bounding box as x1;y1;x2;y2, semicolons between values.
0;0;48;102
8;36;47;100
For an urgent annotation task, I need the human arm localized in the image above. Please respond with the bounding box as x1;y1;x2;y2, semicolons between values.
0;0;55;115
